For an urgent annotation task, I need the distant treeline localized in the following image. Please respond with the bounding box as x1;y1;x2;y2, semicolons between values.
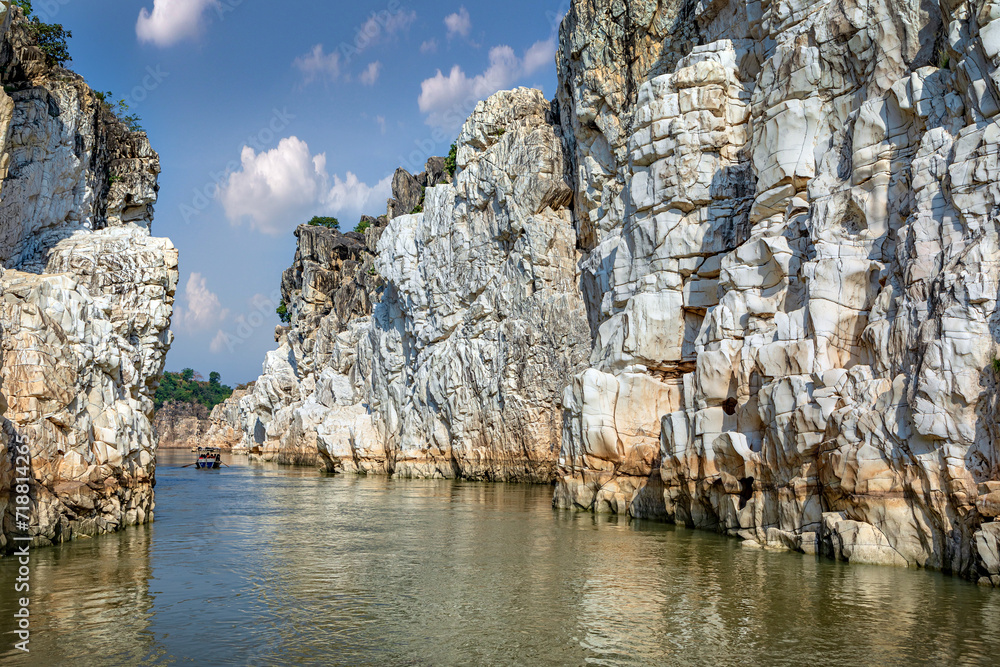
154;369;234;411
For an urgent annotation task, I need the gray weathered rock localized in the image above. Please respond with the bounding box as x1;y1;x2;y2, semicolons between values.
154;401;211;449
0;6;175;550
386;168;424;219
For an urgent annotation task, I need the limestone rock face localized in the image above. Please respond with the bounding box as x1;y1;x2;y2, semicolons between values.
552;0;1000;583
0;7;175;550
0;10;159;272
202;386;253;451
219;89;591;480
367;89;590;480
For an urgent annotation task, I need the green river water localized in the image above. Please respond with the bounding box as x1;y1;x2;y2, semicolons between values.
1;450;999;666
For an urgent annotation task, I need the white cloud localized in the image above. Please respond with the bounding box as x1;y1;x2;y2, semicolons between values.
417;38;559;128
418;45;525;128
177;272;229;331
219;136;392;235
522;37;557;76
220;137;328;235
324;172;393;217
444;6;471;39
360;61;382;86
420;39;438;54
375;115;387;134
136;0;217;47
294;44;342;84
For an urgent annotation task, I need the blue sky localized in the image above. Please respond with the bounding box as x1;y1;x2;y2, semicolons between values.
39;0;566;385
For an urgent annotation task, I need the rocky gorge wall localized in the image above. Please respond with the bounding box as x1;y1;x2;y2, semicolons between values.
552;0;1000;583
215;0;1000;582
0;6;176;550
219;89;592;481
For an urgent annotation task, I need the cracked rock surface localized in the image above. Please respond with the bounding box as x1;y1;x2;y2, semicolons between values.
552;0;1000;583
0;7;175;550
214;89;591;482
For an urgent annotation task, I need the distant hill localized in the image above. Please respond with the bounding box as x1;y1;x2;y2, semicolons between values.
154;370;233;411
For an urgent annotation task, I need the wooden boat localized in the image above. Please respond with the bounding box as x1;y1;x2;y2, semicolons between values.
195;447;222;469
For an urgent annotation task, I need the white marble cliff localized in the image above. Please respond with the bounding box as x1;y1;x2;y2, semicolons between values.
215;0;1000;583
0;6;176;549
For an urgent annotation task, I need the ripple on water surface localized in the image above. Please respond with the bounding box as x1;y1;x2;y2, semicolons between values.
2;451;1000;666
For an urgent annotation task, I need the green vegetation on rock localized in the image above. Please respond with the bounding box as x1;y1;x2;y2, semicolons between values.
276;299;291;324
354;218;371;234
94;91;143;132
444;143;458;177
307;216;340;229
13;1;73;68
155;370;233;411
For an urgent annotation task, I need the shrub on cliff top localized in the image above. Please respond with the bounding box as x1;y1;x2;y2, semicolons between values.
26;18;71;67
95;91;144;132
354;218;371;234
307;216;340;230
276;299;291;324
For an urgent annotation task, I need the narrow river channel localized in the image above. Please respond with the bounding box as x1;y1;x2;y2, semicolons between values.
2;451;999;666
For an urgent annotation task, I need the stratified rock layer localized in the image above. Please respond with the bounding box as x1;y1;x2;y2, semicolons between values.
0;7;176;549
220;0;1000;582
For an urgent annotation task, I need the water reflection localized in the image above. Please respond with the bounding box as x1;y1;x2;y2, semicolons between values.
0;451;998;665
0;519;159;665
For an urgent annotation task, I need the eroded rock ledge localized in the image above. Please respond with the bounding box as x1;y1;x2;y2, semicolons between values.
0;6;176;549
213;0;1000;582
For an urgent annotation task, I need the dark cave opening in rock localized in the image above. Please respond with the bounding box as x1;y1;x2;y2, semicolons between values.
738;476;754;510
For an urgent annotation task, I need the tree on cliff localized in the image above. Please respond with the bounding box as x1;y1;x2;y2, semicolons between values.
307;216;340;229
210;371;221;385
12;1;73;68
